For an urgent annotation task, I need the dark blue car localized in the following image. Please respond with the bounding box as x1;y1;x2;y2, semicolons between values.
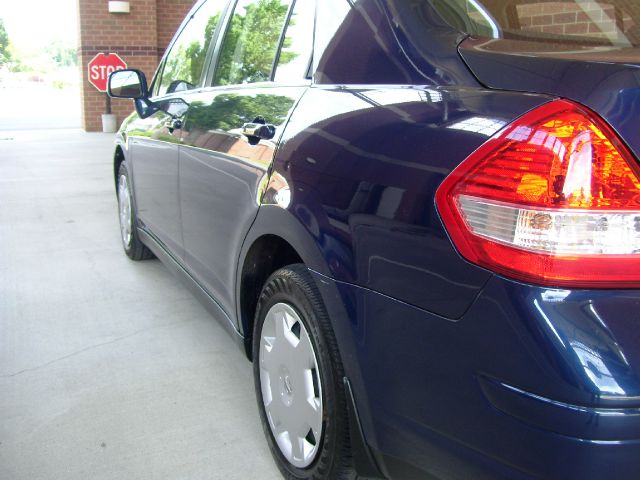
108;0;640;478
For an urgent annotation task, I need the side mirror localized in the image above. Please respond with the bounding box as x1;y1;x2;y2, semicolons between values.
108;69;147;99
108;69;158;119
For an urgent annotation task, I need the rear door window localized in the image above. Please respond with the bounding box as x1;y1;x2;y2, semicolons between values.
430;0;640;47
213;0;294;85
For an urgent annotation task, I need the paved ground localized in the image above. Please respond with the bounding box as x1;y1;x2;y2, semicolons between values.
0;129;281;480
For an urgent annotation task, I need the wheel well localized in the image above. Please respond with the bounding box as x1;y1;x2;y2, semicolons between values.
114;146;125;190
240;235;303;360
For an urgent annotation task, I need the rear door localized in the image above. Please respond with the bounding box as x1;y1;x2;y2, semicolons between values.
179;0;315;319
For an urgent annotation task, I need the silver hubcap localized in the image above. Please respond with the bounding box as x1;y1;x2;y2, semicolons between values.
259;303;323;468
117;174;132;248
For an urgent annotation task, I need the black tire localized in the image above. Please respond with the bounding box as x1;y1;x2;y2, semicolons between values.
252;264;355;480
116;162;153;261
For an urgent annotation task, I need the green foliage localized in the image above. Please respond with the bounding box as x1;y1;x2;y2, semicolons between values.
190;14;221;81
185;93;294;132
214;11;243;85
215;0;296;85
47;40;78;67
161;12;222;92
52;79;69;89
160;0;299;90
0;18;11;65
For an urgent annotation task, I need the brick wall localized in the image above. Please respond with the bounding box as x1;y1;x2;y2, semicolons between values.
157;0;195;54
516;1;621;37
468;1;637;42
78;0;196;131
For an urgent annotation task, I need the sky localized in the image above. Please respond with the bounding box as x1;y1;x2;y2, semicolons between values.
1;0;78;52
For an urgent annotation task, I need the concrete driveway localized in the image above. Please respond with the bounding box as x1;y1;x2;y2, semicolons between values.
0;129;281;480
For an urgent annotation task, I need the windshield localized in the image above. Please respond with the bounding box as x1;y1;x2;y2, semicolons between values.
430;0;640;47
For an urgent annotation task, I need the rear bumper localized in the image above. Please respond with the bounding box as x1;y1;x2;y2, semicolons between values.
311;271;640;479
479;375;640;442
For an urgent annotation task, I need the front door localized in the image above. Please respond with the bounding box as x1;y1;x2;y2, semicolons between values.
127;0;227;258
126;101;184;256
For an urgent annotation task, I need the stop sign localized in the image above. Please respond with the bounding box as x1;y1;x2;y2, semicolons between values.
87;53;128;92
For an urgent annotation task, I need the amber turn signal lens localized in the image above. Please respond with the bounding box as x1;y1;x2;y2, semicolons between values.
436;99;640;288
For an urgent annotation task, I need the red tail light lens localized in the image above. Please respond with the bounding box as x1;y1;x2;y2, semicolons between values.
436;99;640;288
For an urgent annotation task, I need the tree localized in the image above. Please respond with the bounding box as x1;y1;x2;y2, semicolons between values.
161;11;223;92
160;0;299;92
0;18;10;65
47;40;78;67
215;0;297;85
185;93;295;133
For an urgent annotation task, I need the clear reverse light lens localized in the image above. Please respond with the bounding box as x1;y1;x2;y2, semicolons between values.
458;195;640;255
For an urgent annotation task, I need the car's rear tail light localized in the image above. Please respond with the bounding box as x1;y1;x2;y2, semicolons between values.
436;99;640;288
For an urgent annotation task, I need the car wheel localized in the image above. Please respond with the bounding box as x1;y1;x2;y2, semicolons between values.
117;162;153;260
253;265;355;480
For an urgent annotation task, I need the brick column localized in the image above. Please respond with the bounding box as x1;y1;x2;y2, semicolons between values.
157;0;196;50
77;0;195;131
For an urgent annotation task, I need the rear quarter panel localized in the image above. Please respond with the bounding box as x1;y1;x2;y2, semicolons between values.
272;84;551;318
